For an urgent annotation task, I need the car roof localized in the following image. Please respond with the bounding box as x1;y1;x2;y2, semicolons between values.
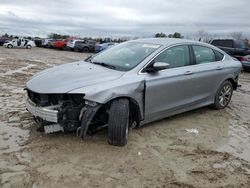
132;38;210;47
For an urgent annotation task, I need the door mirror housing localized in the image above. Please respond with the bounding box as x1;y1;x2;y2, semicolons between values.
145;62;170;73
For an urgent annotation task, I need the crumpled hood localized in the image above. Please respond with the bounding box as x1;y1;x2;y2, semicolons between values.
26;61;124;93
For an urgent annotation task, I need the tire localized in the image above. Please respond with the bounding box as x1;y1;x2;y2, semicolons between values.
213;81;233;109
108;99;130;146
243;67;250;72
7;44;13;48
61;45;67;50
26;45;31;49
82;47;90;53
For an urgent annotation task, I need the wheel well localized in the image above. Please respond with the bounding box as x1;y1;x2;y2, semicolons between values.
99;97;141;127
227;78;237;90
83;47;89;51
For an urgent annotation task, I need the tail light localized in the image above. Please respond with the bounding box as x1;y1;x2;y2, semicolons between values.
241;57;248;62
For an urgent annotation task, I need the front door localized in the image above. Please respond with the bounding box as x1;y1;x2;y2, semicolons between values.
144;45;197;121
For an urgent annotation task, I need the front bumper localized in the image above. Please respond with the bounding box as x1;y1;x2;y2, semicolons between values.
24;93;59;123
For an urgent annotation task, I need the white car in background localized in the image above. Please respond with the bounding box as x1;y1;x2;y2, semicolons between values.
67;39;85;50
4;39;35;49
42;38;54;47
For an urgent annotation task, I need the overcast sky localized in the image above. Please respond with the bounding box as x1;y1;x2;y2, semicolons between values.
0;0;249;38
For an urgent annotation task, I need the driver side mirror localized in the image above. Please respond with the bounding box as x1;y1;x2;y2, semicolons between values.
145;62;170;73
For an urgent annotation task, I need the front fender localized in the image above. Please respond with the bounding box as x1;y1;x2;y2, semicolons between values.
68;79;145;119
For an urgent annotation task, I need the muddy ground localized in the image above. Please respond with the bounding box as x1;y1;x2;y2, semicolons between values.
0;46;250;188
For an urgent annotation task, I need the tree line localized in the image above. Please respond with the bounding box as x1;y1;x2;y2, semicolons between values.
154;32;183;38
1;31;249;46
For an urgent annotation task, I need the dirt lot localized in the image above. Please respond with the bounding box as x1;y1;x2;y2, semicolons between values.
0;47;250;188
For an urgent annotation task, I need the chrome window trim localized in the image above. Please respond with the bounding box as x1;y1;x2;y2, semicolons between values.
138;43;225;75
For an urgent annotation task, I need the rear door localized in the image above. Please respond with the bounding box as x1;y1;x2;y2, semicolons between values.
21;39;25;47
189;45;226;104
144;45;198;120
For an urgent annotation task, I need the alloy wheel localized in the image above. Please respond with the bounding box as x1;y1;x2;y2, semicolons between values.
218;84;233;107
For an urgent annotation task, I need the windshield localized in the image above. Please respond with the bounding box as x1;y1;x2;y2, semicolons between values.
90;42;160;71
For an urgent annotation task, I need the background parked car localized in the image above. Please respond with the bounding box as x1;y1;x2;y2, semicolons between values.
73;40;96;52
241;55;250;71
53;39;69;50
47;39;59;48
42;39;54;48
95;42;117;53
67;39;85;50
211;39;250;60
4;39;35;49
0;38;11;46
34;39;43;47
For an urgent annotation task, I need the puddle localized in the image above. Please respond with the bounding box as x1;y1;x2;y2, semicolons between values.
216;88;250;162
217;122;250;162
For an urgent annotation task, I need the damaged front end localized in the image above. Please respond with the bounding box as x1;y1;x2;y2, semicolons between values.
24;89;104;138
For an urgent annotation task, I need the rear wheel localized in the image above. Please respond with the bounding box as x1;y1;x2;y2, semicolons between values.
7;44;13;48
108;99;129;146
214;81;233;109
61;45;67;50
82;47;90;53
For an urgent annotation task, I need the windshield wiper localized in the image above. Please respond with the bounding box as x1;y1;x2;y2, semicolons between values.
85;56;93;62
92;62;116;70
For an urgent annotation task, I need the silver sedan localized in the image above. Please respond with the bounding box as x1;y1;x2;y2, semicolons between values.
25;38;242;146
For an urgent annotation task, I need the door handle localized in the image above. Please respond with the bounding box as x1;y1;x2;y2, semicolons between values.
216;66;223;70
184;71;193;75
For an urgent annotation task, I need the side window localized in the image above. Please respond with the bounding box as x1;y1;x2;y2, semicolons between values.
212;40;234;48
235;41;246;49
193;45;216;64
154;45;190;68
221;40;234;48
211;40;220;46
214;50;224;61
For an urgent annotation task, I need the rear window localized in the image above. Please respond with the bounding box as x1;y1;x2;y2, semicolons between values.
193;45;216;64
211;40;234;48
